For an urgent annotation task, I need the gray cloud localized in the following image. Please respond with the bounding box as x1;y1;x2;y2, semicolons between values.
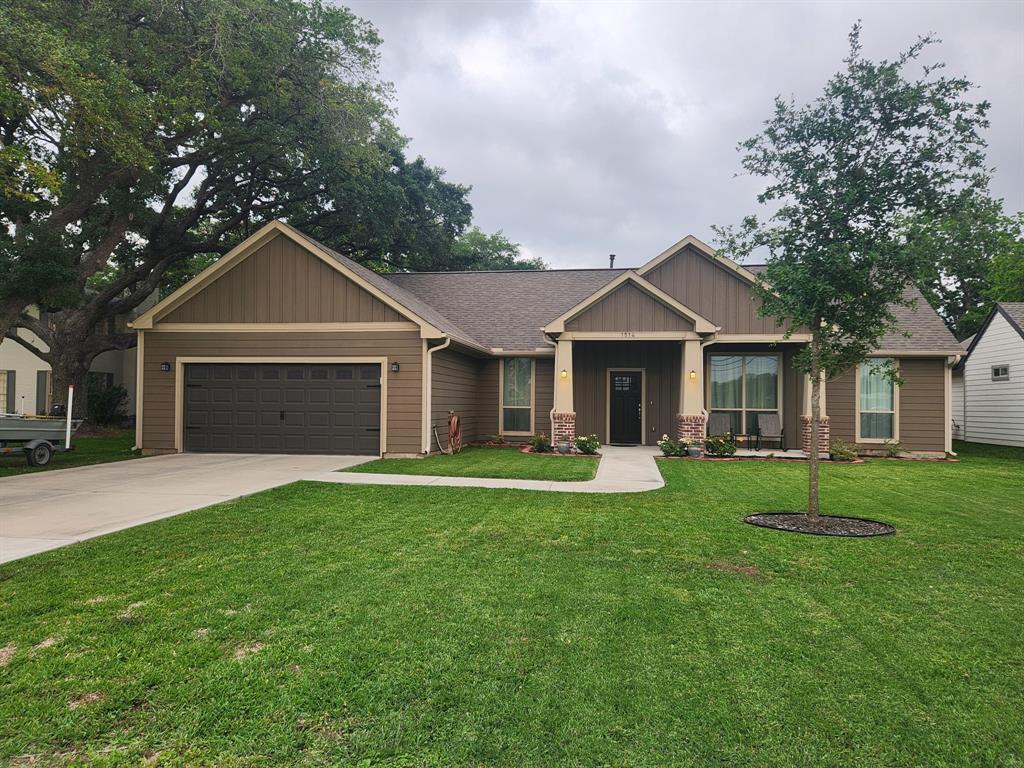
346;0;1024;268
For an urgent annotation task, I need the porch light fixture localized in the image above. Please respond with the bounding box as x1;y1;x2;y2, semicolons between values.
160;362;171;372
390;362;400;373
688;369;697;380
560;369;568;379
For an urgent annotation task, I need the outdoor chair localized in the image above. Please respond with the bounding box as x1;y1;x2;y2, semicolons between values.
707;412;733;438
756;413;784;451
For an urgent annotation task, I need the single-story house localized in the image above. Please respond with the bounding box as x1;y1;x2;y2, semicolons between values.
130;220;963;457
952;302;1024;447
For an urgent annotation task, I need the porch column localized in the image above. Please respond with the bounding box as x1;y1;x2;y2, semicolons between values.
801;372;830;454
551;338;576;445
676;339;706;443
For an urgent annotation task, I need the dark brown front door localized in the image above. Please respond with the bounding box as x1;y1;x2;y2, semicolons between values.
183;363;381;455
609;370;642;444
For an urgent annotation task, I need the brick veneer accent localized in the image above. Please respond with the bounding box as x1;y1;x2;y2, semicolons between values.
676;413;706;443
552;412;576;446
800;415;831;455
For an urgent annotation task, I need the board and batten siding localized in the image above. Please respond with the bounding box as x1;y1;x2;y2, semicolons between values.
141;331;423;454
829;357;946;452
566;282;695;332
643;245;789;335
961;312;1024;446
162;233;405;324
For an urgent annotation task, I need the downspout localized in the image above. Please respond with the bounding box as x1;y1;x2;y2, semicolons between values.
947;353;961;456
422;337;451;454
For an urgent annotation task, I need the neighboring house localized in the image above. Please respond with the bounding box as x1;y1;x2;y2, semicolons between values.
0;322;138;417
130;220;963;457
952;303;1024;447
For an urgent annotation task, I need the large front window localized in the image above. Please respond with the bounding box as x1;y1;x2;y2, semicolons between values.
501;357;533;434
710;354;780;435
858;358;896;440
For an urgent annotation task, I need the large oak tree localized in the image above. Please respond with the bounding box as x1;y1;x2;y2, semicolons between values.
0;0;484;412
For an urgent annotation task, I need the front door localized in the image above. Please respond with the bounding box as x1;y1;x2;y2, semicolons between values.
609;370;643;444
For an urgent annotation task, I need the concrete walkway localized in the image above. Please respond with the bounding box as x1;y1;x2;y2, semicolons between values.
0;453;367;563
311;445;665;494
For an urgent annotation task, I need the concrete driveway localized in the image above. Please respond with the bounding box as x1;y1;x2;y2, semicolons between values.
0;453;370;564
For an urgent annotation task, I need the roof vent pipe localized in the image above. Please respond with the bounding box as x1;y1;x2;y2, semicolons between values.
609;254;616;269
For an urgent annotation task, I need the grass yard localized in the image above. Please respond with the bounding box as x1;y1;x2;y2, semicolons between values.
1;443;1022;766
0;429;136;478
346;444;600;481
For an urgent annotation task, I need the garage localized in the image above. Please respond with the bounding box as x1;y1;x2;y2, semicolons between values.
183;362;382;455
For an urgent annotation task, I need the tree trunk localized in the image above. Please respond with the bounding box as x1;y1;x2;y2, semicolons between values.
808;367;821;519
0;301;29;347
49;353;92;419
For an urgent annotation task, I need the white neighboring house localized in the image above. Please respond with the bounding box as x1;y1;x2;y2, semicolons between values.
0;318;137;417
952;302;1024;447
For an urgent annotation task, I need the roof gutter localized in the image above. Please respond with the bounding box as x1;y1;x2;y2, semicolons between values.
422;336;452;454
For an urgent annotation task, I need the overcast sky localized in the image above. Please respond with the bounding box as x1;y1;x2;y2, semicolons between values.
345;0;1024;269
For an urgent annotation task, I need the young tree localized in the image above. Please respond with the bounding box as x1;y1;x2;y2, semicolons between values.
0;0;473;413
714;24;989;518
907;191;1024;339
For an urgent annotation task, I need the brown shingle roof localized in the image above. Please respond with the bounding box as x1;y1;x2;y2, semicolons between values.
387;269;627;350
999;302;1024;335
744;266;960;352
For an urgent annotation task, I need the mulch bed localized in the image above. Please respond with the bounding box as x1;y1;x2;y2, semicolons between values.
743;512;895;537
519;446;601;458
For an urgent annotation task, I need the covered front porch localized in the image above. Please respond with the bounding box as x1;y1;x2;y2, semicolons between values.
550;335;823;453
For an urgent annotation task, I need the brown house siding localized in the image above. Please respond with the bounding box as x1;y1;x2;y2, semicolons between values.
703;343;805;444
430;347;483;451
829;357;946;452
162;234;405;324
572;341;680;446
566;282;694;332
644;245;787;335
470;356;553;443
141;330;422;454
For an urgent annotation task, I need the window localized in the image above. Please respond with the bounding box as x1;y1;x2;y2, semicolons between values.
501;357;533;434
992;365;1010;382
709;354;780;435
858;358;897;441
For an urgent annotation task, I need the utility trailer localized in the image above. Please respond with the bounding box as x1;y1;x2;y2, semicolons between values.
0;413;83;466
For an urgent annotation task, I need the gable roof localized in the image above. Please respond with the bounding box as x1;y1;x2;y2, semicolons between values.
637;234;763;285
541;271;718;335
963;302;1024;358
387;268;627;350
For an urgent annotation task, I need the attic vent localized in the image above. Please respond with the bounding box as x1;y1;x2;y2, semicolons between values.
609;253;616;269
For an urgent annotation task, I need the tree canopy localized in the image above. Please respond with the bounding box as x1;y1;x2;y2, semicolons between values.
715;24;990;516
0;0;537;412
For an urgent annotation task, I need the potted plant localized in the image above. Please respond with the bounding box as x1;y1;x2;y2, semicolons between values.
686;443;703;458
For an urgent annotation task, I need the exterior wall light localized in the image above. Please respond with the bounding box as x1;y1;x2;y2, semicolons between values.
688;369;697;380
160;362;171;372
560;369;568;379
390;362;400;373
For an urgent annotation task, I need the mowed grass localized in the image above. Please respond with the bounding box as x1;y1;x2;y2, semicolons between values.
347;445;600;481
0;444;1022;766
0;429;136;477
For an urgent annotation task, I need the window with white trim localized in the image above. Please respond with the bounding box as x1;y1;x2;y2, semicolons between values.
501;357;533;434
709;354;780;435
858;358;896;440
991;364;1010;382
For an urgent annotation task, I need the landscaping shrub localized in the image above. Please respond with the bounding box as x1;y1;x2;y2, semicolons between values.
830;440;858;462
657;434;689;457
704;434;737;457
883;440;903;458
86;381;128;426
574;434;600;455
529;433;552;453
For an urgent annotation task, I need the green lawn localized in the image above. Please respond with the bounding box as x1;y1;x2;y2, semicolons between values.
1;443;1022;766
0;429;137;478
346;445;600;481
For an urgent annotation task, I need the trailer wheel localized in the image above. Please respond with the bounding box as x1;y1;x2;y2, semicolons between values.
27;442;53;467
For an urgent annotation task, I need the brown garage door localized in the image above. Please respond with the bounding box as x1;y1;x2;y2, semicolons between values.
183;363;381;455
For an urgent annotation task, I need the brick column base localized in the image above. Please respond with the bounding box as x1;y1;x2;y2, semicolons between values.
800;415;831;455
552;412;576;446
676;413;706;443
